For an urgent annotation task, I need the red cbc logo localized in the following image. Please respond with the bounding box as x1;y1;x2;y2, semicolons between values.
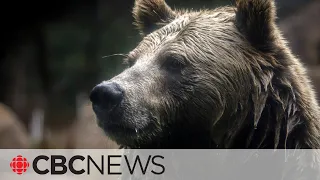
10;155;30;175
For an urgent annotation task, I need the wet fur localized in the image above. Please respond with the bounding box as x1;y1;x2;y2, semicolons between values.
99;0;320;149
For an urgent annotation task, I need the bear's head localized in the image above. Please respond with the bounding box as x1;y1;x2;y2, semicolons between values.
90;0;320;149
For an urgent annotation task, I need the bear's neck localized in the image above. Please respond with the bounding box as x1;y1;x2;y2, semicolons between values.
216;78;320;149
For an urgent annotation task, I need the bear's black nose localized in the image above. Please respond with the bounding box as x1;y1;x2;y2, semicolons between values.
90;82;124;109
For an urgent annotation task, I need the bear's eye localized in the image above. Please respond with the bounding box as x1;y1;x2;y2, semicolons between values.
164;56;185;72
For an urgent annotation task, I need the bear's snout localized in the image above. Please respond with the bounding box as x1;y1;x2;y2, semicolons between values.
90;82;124;111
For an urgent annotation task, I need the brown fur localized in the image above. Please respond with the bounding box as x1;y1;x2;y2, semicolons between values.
92;0;320;149
133;0;176;35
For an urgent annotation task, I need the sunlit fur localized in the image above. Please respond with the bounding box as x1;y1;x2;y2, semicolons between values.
99;0;320;149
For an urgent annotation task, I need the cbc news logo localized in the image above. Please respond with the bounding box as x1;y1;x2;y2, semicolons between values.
8;153;165;176
10;155;30;175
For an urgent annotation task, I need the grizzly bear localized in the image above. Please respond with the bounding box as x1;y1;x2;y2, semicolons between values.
90;0;320;149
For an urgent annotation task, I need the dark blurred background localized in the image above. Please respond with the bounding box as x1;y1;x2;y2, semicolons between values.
0;0;319;149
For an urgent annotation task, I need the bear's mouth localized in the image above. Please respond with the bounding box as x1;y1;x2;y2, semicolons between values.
93;108;142;140
96;113;163;148
97;117;138;134
103;123;136;135
92;101;163;147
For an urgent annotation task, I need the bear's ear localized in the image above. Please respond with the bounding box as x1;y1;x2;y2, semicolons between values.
133;0;176;35
235;0;277;52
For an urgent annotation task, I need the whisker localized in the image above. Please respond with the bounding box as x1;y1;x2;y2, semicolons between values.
102;53;129;59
